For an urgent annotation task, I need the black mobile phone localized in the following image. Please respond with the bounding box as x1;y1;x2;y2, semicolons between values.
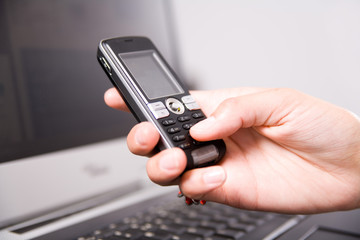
97;37;226;170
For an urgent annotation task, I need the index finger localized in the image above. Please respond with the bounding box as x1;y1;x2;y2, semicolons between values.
104;88;130;112
104;87;267;114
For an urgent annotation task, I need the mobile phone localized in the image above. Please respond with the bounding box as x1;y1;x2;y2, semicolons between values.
97;37;226;170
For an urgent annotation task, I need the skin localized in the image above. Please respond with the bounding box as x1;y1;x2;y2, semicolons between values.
104;87;360;214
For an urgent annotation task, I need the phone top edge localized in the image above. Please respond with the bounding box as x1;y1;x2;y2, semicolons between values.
99;36;152;46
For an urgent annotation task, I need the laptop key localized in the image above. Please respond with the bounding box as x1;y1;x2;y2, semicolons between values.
216;228;245;240
228;222;255;232
159;223;186;234
187;226;215;237
114;228;143;239
101;236;129;240
171;233;203;240
237;215;264;225
173;217;199;227
97;229;117;238
213;215;238;224
204;235;234;240
142;229;173;240
200;220;227;230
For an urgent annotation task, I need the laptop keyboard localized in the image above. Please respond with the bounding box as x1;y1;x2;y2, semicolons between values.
76;199;295;240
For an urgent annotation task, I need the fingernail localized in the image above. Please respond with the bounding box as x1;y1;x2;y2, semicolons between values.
159;150;179;171
203;167;226;186
134;130;147;146
191;116;216;132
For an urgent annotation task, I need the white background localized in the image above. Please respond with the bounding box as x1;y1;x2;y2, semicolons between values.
171;0;360;114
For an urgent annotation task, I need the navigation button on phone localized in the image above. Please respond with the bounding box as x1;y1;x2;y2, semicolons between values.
148;101;166;111
166;98;185;114
152;109;169;119
181;95;195;104
185;102;200;110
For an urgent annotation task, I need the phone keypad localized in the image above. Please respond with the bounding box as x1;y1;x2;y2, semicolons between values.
151;95;205;150
160;111;205;148
156;99;221;167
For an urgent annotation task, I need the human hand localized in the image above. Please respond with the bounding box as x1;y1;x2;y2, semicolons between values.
104;87;360;214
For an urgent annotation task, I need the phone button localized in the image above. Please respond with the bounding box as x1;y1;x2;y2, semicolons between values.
181;95;195;104
185;102;200;110
99;57;112;75
178;115;191;122
173;135;186;142
152;109;169;119
192;112;204;119
168;127;181;134
178;142;191;150
148;102;169;119
183;123;195;130
162;119;176;126
182;95;201;110
166;98;185;114
148;101;166;111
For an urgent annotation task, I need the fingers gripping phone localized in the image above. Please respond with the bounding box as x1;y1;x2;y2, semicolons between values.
97;37;226;170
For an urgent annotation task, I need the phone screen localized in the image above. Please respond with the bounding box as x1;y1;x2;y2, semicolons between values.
120;50;184;100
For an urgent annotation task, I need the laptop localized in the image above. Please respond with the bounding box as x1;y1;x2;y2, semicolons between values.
1;1;359;239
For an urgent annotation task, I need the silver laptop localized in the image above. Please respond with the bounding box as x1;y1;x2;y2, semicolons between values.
1;1;360;240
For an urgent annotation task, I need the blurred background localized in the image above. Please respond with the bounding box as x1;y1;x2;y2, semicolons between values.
171;0;360;114
0;0;359;231
1;0;359;163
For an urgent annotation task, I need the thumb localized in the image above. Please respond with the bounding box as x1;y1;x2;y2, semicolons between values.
190;88;300;141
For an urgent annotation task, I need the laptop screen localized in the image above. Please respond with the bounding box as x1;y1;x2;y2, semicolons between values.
0;0;175;164
0;0;175;228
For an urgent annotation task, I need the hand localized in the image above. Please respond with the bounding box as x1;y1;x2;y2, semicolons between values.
104;87;360;214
